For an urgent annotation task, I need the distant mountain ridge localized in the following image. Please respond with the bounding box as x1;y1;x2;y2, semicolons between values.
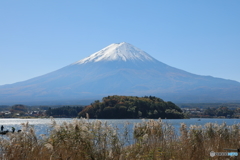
0;42;240;105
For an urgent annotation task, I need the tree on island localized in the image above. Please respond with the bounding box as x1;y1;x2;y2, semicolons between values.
78;95;184;119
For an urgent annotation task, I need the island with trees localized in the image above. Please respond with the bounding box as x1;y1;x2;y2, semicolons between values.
1;98;240;119
78;95;185;119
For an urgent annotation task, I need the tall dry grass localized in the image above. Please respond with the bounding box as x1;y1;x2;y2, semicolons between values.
0;118;239;160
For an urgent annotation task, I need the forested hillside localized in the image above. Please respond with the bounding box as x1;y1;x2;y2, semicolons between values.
78;95;184;119
46;106;84;117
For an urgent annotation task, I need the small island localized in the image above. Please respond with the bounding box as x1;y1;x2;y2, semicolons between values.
78;95;184;119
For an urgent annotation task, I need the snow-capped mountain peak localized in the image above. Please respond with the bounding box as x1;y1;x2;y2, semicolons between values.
74;42;156;64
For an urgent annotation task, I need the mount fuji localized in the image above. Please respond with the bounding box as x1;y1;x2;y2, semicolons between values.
1;42;240;105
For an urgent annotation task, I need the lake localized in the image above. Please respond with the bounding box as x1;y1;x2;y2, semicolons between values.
0;118;240;136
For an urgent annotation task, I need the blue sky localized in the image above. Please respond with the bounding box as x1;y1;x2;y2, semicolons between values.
0;0;240;85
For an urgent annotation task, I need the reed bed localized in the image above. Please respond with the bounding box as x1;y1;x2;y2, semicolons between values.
0;118;239;160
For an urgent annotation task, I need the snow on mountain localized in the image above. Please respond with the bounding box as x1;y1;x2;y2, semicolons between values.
73;42;156;64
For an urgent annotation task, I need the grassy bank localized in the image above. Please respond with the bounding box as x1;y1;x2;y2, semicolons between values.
0;118;239;160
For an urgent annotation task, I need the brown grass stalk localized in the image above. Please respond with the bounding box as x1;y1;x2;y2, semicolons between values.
0;119;239;160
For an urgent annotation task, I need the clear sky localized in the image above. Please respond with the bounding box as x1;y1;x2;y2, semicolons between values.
0;0;240;85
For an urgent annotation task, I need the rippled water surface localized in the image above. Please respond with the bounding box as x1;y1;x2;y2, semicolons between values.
0;118;240;136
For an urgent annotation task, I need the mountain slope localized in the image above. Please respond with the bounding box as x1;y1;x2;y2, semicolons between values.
0;42;240;105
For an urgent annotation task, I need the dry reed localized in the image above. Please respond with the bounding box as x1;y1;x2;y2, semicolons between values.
0;118;239;160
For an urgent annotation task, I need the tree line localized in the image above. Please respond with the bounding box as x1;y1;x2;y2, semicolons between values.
78;95;184;119
204;106;235;117
46;106;84;117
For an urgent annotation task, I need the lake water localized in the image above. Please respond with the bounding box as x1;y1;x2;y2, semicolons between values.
0;118;240;136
